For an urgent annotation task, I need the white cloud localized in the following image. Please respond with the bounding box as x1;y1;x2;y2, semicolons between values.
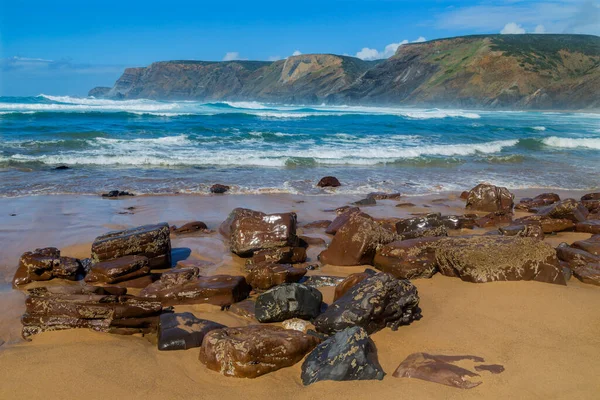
355;47;381;60
223;52;240;61
355;37;425;60
413;36;427;43
501;22;526;34
268;55;282;61
292;50;302;56
534;24;547;33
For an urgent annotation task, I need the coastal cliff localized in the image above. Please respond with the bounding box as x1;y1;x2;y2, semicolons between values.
90;34;600;109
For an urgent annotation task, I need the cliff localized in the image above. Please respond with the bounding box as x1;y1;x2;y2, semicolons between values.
90;34;600;110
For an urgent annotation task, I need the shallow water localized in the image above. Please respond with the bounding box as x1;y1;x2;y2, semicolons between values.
1;95;599;196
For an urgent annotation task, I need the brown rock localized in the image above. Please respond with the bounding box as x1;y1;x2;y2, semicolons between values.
140;275;251;306
85;255;150;284
325;207;365;235
536;198;589;222
303;220;332;229
333;269;376;301
435;236;565;285
210;184;230;194
319;213;397;266
13;248;82;286
317;176;341;188
396;202;417;208
158;313;226;351
246;262;307;290
515;193;560;211
571;264;600;286
582;200;600;213
247;246;306;265
465;184;514;213
556;244;599;266
298;235;327;246
373;237;444;279
170;221;209;234
199;325;320;378
575;220;600;234
581;193;600;201
459;191;469;200
228;299;256;320
498;224;544;240
475;211;513;228
513;215;575;233
159;267;201;286
91;223;172;269
571;235;600;256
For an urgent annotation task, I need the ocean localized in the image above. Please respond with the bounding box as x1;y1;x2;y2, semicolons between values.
0;94;599;197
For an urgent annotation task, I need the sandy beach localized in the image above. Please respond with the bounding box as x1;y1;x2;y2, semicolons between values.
1;190;599;399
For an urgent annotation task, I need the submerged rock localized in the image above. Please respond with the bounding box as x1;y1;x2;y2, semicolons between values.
199;325;320;378
158;312;225;351
313;272;421;334
254;283;322;322
301;326;385;385
465;184;514;213
101;190;135;198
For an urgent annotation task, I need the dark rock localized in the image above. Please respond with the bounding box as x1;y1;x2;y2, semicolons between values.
435;236;565;285
572;235;600;255
499;224;544;239
393;353;487;389
556;244;599;266
13;248;83;286
319;213;397;266
395;213;443;233
512;215;575;233
571;264;600;286
465;184;514;213
536;198;589;222
158;312;225;351
396;202;417;208
170;221;209;234
247;246;307;266
374;237;445;279
210;184;230;194
246;262;307;290
101;190;135;198
475;211;513;228
581;193;600;201
228;299;256;320
226;209;298;256
303;220;332;229
575;220;600;234
298;235;327;246
254;283;322;322
140;274;251;306
333;269;376;301
353;197;377;206
85;255;150;284
199;325;320;378
367;192;402;200
313;272;421;334
301;326;384;385
582;199;600;213
474;364;505;374
325;207;365;235
317;176;341;187
459;191;469;200
91;223;172;269
515;193;560;211
440;214;477;230
54;165;70;170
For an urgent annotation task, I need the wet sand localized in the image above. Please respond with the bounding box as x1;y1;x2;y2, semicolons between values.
1;190;599;399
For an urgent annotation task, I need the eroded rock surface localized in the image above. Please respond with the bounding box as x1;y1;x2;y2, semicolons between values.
374;237;444;279
255;283;322;322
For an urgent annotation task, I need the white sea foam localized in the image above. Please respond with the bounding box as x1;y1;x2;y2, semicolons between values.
532;126;546;131
542;136;600;149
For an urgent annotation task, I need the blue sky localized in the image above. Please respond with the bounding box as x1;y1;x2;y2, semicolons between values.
1;0;598;96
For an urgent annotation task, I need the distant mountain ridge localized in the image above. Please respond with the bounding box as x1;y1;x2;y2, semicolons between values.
90;34;600;110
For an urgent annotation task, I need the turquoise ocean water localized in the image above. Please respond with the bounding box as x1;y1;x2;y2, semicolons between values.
0;95;599;197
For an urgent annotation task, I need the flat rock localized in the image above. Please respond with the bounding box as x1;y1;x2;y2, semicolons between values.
571;235;600;255
247;246;306;265
158;312;225;351
199;325;320;378
515;193;560;211
536;198;589;222
246;262;307;290
301;326;384;385
374;237;444;279
85;255;150;284
255;283;322;322
498;224;544;240
475;211;513;228
575;220;600;234
513;215;575;233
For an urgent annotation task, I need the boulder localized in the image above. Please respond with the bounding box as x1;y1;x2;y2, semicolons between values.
91;223;172;269
475;211;513;228
575;220;600;234
373;237;444;279
515;193;560;211
170;221;209;235
498;224;544;239
199;325;320;378
333;269;377;301
393;353;486;389
313;272;421;334
435;236;565;285
140;274;251;306
301;326;384;385
254;283;322;322
325;207;365;235
319;213;397;266
84;255;150;284
465;184;514;213
158;312;225;351
536;199;589;222
317;176;341;187
246;246;307;265
246;262;307;290
512;215;574;233
210;184;230;194
13;248;82;286
228;209;299;256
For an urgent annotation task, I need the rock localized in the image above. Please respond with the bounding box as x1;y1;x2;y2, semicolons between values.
13;248;83;286
435;236;565;285
227;209;299;256
572;235;600;255
313;272;421;334
54;165;70;170
228;299;256;320
499;224;544;239
581;193;600;201
91;223;172;269
515;193;560;211
373;237;444;279
255;283;322;322
199;325;320;378
317;176;341;187
465;184;514;213
170;221;209;234
536;199;589;222
582;199;600;213
513;215;575;233
301;326;384;385
353;197;377;206
440;214;477;230
571;264;600;286
367;192;402;200
475;211;513;228
298;235;327;246
158;312;225;351
281;318;309;332
575;220;600;234
333;269;377;301
210;184;230;194
301;275;346;288
396;202;417;208
246;246;307;266
21;287;162;339
325;207;364;235
101;190;135;198
319;213;397;266
556;244;599;266
159;266;201;285
140;274;251;306
303;220;332;229
459;191;469;200
246;262;307;290
393;353;486;389
84;255;150;284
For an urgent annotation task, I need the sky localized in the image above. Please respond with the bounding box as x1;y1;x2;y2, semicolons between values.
0;0;598;96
